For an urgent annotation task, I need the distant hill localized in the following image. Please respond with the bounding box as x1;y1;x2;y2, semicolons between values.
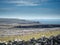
0;18;40;24
0;18;40;29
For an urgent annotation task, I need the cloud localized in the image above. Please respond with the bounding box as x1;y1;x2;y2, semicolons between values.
1;0;51;6
4;0;46;6
2;0;59;6
8;0;39;6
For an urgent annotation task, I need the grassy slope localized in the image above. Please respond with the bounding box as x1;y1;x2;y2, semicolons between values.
0;30;60;41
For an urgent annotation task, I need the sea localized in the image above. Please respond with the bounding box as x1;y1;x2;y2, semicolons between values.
33;19;60;24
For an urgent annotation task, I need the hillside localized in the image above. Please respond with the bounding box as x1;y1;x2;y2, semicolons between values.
0;18;60;41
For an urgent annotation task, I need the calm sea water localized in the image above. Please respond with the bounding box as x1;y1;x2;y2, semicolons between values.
33;19;60;24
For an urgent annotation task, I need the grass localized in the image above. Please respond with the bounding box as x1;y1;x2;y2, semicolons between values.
0;30;60;41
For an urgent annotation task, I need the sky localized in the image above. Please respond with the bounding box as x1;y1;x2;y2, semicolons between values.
0;0;60;19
